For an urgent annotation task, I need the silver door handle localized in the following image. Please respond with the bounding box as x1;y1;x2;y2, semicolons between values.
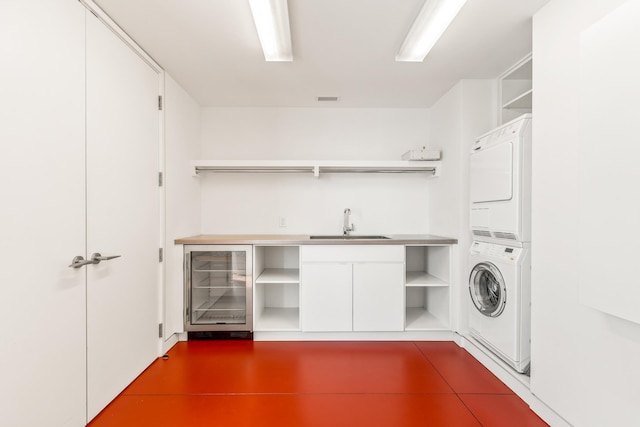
69;256;97;268
90;253;121;264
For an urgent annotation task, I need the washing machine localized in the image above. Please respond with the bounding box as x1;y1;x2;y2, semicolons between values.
468;240;531;373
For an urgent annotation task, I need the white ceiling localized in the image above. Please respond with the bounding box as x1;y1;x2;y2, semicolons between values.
94;0;549;108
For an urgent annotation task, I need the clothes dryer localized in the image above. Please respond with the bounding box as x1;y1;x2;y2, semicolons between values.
468;240;531;373
470;114;531;243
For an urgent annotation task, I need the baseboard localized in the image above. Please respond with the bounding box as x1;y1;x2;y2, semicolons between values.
161;333;180;354
252;330;456;341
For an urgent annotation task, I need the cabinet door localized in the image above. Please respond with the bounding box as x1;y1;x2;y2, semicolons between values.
0;1;86;426
301;263;352;331
86;12;160;420
353;263;404;331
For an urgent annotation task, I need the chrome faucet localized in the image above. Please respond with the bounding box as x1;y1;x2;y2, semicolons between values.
343;208;354;235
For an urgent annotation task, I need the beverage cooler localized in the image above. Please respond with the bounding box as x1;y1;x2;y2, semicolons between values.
184;245;253;332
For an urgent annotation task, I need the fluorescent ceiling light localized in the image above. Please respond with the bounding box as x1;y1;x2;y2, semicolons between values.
248;0;293;61
396;0;468;62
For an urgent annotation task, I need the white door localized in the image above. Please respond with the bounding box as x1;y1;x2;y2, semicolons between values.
301;263;352;331
353;263;404;331
86;12;160;420
0;1;87;425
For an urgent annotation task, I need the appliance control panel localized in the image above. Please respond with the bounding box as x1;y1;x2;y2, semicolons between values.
471;115;530;152
470;241;524;262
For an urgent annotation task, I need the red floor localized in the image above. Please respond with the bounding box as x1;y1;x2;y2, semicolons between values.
89;341;548;427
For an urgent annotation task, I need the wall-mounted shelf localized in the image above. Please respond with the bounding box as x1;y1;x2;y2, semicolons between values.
192;160;441;178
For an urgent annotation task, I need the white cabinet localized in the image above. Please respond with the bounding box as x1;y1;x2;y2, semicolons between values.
353;263;405;331
254;246;301;331
405;245;452;331
300;245;404;332
499;54;532;124
301;262;353;331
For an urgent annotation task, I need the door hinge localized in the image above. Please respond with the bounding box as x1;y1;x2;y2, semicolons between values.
158;95;163;110
159;248;163;262
158;323;163;338
158;171;163;187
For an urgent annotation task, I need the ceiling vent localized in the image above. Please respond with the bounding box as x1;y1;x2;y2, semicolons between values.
317;96;339;102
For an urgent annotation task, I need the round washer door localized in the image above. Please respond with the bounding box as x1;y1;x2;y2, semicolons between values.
469;262;507;317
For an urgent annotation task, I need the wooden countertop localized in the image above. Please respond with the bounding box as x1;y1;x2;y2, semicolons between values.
174;234;458;245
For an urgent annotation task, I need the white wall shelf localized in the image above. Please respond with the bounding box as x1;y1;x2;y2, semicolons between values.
192;160;441;177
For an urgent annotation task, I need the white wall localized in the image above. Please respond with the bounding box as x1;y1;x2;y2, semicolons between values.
199;107;432;235
428;80;496;332
531;1;640;425
164;74;201;338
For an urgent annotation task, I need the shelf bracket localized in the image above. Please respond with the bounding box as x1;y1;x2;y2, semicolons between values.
313;165;320;178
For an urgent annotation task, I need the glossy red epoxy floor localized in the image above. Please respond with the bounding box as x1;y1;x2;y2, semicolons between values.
89;341;548;427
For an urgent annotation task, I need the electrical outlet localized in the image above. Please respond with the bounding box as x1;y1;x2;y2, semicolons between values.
278;216;287;228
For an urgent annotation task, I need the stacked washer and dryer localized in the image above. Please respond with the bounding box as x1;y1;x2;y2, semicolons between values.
468;114;532;374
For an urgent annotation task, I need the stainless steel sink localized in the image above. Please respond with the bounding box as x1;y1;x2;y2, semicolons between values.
309;235;390;240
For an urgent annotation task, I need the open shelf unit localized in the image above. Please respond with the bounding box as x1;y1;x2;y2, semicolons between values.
254;246;301;331
404;245;451;331
499;54;532;124
192;160;441;178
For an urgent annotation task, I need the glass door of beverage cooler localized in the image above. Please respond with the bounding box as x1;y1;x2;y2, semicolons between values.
185;245;253;331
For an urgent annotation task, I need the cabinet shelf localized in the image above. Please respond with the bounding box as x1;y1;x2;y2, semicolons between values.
405;308;448;331
256;268;300;284
254;308;300;331
502;89;533;111
405;271;448;287
193;160;441;177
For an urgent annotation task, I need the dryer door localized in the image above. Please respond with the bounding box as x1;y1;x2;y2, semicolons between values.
469;262;507;317
470;142;513;203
